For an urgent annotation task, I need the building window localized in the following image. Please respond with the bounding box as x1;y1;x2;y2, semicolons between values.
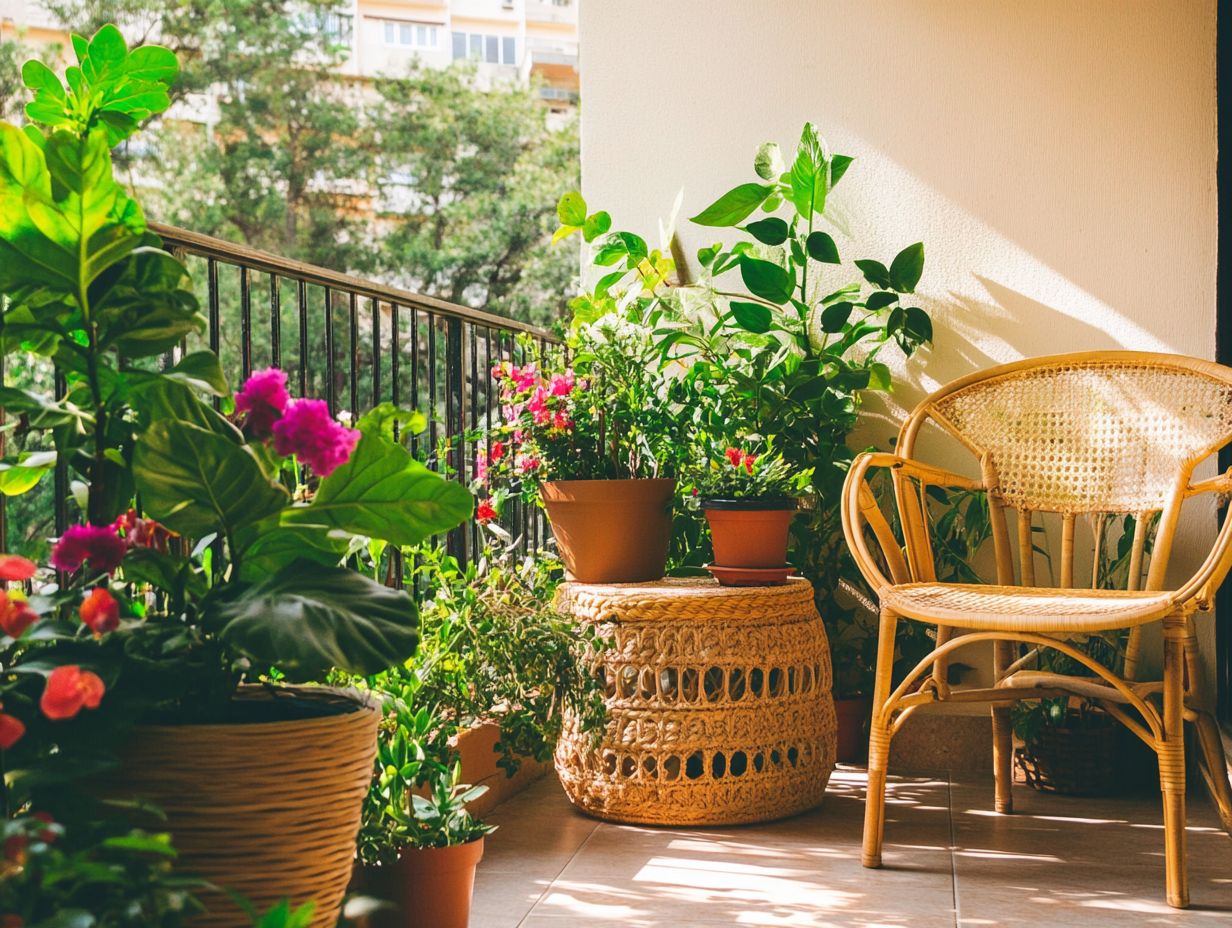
451;31;518;65
383;20;440;49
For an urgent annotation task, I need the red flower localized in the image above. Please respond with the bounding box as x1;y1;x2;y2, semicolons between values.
0;915;23;928
40;666;105;721
50;525;127;575
744;453;758;474
0;711;25;750
490;440;506;462
235;368;290;439
0;591;37;639
476;499;497;523
114;509;175;554
79;587;120;636
725;447;744;467
0;555;36;582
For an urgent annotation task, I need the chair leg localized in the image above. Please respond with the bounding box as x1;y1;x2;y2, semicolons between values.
991;640;1015;814
1178;617;1232;832
863;608;899;869
1160;618;1189;909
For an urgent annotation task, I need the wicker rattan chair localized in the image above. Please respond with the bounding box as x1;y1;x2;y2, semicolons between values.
841;351;1232;908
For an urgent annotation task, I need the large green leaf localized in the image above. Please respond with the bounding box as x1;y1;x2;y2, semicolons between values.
283;431;472;547
236;522;350;581
92;246;202;357
690;183;774;227
889;242;925;293
204;561;419;680
728;300;772;334
739;257;793;305
132;420;288;537
744;217;788;246
805;231;840;264
788;122;831;219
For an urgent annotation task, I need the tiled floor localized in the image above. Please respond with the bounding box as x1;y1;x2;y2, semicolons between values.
472;768;1232;927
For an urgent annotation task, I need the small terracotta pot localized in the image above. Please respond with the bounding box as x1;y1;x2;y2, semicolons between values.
703;498;798;569
541;478;674;582
363;838;485;928
834;696;872;763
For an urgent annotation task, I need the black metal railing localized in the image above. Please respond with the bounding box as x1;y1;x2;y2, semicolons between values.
1;224;562;569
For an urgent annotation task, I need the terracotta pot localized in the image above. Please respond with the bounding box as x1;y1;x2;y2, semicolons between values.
541;478;674;582
364;838;486;928
834;696;872;763
703;498;798;569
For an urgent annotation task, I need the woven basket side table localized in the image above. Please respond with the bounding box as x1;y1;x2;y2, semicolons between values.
554;577;837;826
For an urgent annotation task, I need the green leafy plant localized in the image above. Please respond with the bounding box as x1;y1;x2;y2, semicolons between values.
552;124;934;691
0;22;471;895
0;812;205;927
689;445;813;504
355;543;606;865
248;900;316;928
408;762;495;851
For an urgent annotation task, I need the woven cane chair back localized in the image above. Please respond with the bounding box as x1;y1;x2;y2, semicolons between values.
903;353;1232;515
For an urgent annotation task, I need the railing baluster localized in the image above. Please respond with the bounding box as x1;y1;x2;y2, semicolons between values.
371;297;381;406
390;303;400;406
410;306;420;458
239;266;252;381
269;273;281;370
324;286;336;416
348;292;359;420
297;280;309;397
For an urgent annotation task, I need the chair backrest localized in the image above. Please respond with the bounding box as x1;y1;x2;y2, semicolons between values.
901;352;1232;515
896;352;1232;594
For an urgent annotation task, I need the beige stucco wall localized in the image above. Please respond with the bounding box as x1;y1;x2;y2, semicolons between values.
578;1;1219;686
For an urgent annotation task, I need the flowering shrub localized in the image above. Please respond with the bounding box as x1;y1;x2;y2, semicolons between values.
473;316;690;521
0;25;472;915
689;446;814;504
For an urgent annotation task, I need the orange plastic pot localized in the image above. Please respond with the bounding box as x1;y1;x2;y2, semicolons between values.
703;498;798;569
541;478;674;582
362;838;485;928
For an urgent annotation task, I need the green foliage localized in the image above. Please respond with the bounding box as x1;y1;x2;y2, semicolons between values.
0;814;205;927
356;544;607;864
249;900;316;928
552;124;934;690
689;446;813;503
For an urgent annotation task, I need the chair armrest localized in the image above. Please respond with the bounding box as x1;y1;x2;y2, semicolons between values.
1173;469;1232;610
841;452;986;592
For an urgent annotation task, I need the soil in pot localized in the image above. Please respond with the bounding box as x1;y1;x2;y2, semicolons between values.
362;838;485;928
703;498;797;577
541;478;674;583
834;696;872;763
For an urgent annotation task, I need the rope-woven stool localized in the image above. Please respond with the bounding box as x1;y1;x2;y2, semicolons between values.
554;577;836;826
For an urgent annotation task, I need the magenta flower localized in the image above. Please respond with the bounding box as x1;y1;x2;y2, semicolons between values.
474;448;488;483
552;411;572;431
527;387;550;425
51;525;128;575
235;368;290;439
549;371;575;397
511;364;538;392
272;399;360;477
516;454;540;474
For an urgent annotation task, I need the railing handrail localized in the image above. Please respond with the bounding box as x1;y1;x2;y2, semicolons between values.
151;222;563;343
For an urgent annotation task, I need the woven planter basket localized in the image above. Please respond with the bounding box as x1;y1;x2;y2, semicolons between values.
1015;711;1118;796
113;686;378;927
554;577;836;826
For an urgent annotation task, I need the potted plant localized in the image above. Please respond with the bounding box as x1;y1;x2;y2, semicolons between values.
475;319;689;583
0;28;472;926
688;445;813;585
360;738;495;928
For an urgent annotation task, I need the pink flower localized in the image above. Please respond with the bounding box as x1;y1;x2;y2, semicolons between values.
474;448;488;483
511;364;538;392
490;364;505;380
272;399;360;477
549;371;575;397
40;666;105;721
476;499;497;523
0;555;36;582
235;368;290;439
113;509;174;554
516;454;540;474
527;388;550;426
51;525;127;575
